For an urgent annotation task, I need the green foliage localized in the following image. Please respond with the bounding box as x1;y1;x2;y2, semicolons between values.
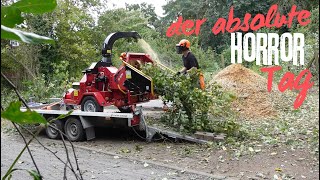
21;74;55;102
50;60;72;96
1;0;56;44
292;6;319;82
1;7;24;27
142;65;244;137
53;0;97;78
27;169;41;180
12;0;57;14
1;101;47;125
211;118;244;137
1;25;55;44
1;87;18;109
10;60;72;103
126;2;158;25
6;168;41;180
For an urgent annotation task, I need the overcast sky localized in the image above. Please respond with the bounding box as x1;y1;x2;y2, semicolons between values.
106;0;167;17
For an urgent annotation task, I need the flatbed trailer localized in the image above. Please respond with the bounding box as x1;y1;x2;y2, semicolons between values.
21;101;144;141
21;102;212;144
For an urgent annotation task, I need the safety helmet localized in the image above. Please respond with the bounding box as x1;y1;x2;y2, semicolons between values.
119;52;127;60
176;39;190;54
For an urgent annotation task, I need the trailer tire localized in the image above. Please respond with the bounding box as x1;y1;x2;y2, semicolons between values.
64;117;85;141
46;117;64;139
81;96;103;112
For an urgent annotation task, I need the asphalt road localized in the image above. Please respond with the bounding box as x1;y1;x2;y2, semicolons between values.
1;133;213;180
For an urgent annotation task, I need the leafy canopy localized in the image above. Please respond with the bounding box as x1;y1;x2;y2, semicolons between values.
1;0;57;44
1;101;47;125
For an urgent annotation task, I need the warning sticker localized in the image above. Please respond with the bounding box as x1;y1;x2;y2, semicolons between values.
126;70;132;79
74;90;78;96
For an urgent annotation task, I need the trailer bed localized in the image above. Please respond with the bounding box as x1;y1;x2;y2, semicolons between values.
20;109;133;119
21;104;217;144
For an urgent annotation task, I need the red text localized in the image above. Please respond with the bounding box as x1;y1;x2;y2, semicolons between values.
166;16;207;37
260;66;314;109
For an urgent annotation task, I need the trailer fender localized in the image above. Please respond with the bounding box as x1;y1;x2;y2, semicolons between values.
79;116;95;140
82;92;107;107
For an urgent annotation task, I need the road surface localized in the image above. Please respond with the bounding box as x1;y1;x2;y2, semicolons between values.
1;133;217;180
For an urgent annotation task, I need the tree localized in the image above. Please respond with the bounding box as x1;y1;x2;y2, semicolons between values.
126;2;159;26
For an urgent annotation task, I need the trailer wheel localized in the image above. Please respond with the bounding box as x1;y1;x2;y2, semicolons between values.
64;117;85;141
46;117;64;139
118;106;132;113
81;96;103;112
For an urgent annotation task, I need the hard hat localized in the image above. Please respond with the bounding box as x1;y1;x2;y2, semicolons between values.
176;39;190;54
178;39;190;49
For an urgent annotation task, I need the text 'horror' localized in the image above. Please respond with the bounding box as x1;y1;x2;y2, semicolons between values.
231;32;305;66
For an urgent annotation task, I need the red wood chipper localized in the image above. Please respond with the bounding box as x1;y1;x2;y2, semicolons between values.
63;32;157;114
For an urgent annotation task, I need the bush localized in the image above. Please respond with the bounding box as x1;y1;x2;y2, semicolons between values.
1;87;18;109
21;74;55;103
142;64;246;138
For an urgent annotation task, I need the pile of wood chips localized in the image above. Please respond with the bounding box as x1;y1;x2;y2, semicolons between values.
211;64;279;120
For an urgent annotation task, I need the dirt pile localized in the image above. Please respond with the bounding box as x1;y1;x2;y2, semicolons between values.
211;64;278;120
